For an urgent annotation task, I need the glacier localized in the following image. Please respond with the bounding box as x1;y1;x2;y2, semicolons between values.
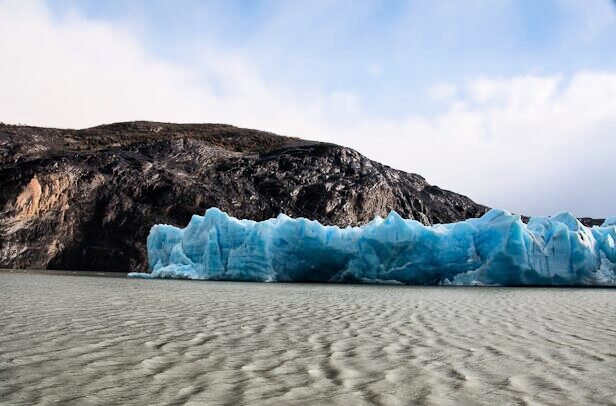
128;208;616;286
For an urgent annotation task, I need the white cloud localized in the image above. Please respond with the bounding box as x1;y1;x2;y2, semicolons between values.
347;72;616;217
0;0;615;217
0;1;207;127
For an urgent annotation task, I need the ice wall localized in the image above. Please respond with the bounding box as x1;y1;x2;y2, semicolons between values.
128;208;616;286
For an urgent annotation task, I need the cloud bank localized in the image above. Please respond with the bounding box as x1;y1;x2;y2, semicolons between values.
0;0;615;217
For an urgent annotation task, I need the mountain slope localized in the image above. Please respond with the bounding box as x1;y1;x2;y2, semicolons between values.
0;121;488;272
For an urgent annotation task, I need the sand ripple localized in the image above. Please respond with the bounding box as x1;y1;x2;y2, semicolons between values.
1;272;616;405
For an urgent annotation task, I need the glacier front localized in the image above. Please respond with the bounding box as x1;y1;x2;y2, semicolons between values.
128;208;616;286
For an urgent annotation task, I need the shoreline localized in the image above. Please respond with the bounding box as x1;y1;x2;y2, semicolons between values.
4;268;616;289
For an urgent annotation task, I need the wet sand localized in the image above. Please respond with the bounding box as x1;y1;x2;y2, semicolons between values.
1;271;616;405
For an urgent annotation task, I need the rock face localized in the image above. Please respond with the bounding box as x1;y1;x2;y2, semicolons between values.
0;121;491;272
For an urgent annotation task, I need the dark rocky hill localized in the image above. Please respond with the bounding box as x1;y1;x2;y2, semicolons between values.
1;121;492;272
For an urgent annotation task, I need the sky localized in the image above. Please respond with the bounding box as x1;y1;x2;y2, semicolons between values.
0;0;615;217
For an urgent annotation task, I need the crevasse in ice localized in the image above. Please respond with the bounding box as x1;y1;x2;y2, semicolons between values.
128;208;616;285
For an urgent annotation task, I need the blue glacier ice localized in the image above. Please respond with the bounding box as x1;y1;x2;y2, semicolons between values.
128;208;616;286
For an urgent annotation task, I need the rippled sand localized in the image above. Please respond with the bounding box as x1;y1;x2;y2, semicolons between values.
1;272;616;405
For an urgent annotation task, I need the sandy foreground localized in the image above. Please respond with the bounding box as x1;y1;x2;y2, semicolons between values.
1;271;615;405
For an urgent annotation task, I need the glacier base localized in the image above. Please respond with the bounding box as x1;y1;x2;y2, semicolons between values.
128;208;616;286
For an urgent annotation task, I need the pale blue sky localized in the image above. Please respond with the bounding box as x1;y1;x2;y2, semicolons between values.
46;0;616;118
1;0;615;216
